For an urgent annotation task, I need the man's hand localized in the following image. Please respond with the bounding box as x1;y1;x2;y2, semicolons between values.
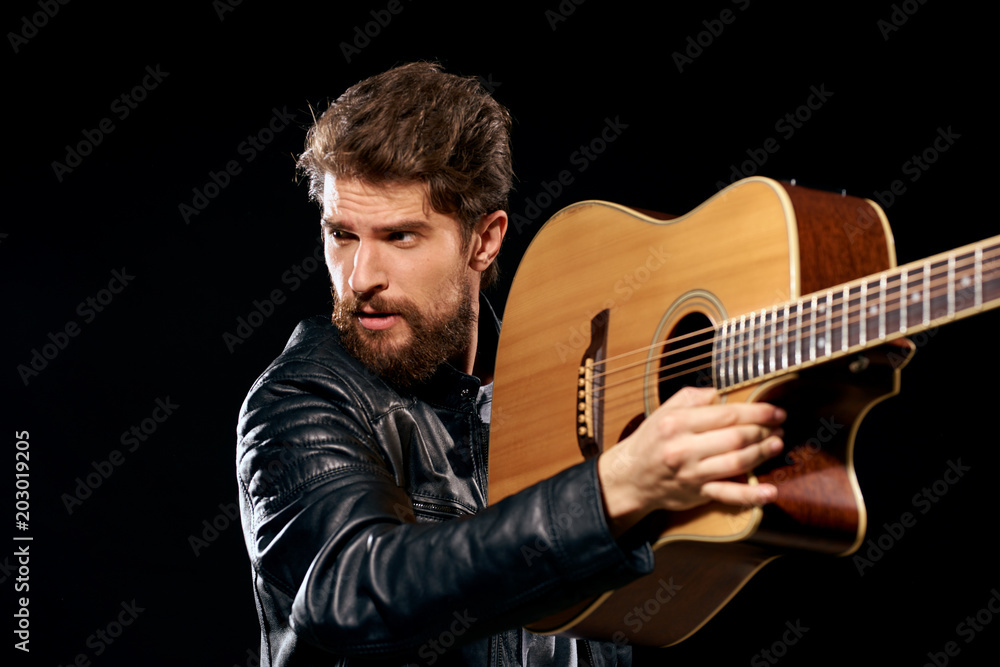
597;386;786;537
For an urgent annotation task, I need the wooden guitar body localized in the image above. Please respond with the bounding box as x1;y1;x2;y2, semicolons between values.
488;176;914;646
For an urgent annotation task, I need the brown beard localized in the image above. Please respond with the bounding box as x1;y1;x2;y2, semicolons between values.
330;280;475;391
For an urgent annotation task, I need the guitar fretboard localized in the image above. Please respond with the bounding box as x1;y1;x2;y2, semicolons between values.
713;237;1000;390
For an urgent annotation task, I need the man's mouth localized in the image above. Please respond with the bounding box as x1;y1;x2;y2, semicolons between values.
356;310;401;331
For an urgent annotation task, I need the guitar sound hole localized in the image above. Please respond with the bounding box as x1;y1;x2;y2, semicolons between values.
658;312;716;404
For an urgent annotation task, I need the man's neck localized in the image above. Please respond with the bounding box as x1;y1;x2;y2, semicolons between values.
451;292;500;384
457;303;482;380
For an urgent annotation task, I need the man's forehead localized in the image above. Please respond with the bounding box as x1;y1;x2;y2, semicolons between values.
321;174;433;219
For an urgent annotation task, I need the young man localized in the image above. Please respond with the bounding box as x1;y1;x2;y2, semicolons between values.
236;62;785;666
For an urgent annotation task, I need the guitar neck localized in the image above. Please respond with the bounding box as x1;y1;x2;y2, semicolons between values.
714;236;1000;390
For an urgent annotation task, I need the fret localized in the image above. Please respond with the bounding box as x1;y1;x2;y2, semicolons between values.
900;268;908;333
794;301;803;367
824;290;833;357
727;318;736;389
808;295;817;362
756;309;766;378
904;269;922;332
954;251;976;312
975;247;983;309
947;255;956;317
736;315;746;384
713;320;726;389
717;320;727;389
726;319;736;388
768;307;777;374
922;260;931;325
781;304;790;370
985;245;1000;304
825;289;841;354
841;285;850;352
878;274;887;340
726;319;735;389
930;259;951;323
859;280;868;347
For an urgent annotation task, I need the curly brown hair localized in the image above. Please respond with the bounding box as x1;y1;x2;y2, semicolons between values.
297;62;513;287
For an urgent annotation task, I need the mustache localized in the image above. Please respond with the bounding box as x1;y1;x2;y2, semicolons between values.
333;290;418;320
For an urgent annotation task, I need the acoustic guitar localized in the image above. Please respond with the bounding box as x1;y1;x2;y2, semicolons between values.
488;176;999;647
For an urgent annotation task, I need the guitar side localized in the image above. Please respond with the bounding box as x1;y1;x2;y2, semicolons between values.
488;177;901;645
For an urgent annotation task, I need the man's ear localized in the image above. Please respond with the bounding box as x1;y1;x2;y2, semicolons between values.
469;210;508;272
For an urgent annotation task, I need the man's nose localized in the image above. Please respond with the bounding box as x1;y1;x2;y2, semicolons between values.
348;241;387;294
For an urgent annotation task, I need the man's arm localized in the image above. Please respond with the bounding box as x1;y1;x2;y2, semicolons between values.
237;354;653;660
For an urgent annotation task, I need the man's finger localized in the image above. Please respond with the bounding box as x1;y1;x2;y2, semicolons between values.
700;480;778;507
655;401;786;437
661;386;717;409
692;434;784;481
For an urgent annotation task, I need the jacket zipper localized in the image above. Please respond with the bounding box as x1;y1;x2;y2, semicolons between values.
411;500;469;520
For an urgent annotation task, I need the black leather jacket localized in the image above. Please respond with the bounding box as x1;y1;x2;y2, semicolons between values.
236;301;653;665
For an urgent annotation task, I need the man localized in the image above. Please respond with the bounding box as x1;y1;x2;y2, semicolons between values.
236;62;785;666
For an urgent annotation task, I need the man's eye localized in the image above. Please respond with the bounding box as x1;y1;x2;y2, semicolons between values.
325;228;352;241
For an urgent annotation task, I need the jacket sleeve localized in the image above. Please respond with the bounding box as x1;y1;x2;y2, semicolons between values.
237;352;653;660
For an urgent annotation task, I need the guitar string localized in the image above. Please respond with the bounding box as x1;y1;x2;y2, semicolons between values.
588;248;997;385
593;258;994;397
587;244;1000;380
583;246;999;396
591;273;999;404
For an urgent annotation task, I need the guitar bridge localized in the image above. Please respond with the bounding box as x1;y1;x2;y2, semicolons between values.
577;309;609;460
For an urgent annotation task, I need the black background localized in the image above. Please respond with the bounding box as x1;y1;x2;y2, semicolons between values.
5;1;998;665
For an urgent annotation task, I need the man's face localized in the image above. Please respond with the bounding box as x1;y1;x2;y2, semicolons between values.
321;176;479;388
